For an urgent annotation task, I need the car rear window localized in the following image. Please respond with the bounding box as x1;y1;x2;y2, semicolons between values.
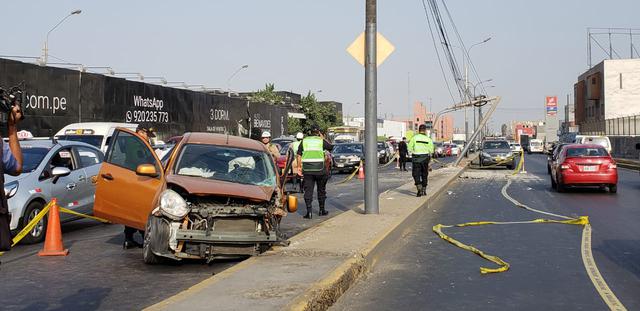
565;147;608;157
583;137;610;148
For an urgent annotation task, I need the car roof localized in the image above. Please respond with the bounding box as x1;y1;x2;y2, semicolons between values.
56;122;138;136
565;143;606;149
182;132;266;152
19;139;100;150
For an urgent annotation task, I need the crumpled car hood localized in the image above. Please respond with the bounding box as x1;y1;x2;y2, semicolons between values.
166;174;274;202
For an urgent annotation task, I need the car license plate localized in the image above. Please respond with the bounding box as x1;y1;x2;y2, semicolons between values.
336;163;344;168
581;165;597;172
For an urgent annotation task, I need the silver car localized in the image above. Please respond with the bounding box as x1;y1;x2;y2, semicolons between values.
5;139;104;244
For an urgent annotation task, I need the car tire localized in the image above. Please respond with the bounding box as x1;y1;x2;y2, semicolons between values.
143;215;168;265
609;184;617;194
21;201;47;244
506;163;514;170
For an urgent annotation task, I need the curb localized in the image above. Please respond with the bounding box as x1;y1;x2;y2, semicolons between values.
285;162;470;311
614;158;640;171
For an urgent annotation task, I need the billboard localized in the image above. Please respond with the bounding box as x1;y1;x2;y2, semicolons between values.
0;58;288;139
545;96;558;116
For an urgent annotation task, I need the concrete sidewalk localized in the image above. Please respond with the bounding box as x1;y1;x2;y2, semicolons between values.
146;159;471;311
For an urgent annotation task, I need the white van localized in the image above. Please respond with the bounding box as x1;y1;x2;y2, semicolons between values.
528;139;544;153
574;135;612;153
55;122;138;153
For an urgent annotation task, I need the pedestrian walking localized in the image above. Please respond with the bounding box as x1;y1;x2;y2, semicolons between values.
297;126;333;219
398;137;409;171
408;124;434;197
123;124;156;249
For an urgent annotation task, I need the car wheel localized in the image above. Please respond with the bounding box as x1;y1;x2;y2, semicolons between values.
143;215;168;265
21;201;47;244
506;163;514;170
609;184;617;194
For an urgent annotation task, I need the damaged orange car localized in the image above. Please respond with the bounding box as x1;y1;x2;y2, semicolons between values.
93;129;296;264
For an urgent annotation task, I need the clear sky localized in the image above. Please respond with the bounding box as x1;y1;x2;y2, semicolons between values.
3;1;640;131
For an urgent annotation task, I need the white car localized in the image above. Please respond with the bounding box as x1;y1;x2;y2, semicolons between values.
575;135;612;153
55;122;138;154
450;143;462;156
6;140;104;243
509;143;523;154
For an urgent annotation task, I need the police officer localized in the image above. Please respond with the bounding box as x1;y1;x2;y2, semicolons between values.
0;104;23;252
297;126;333;219
408;124;434;197
123;124;156;249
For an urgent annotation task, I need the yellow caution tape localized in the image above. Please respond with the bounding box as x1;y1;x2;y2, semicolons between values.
337;161;362;185
59;207;110;223
511;152;525;175
0;200;109;256
433;216;589;274
379;152;399;168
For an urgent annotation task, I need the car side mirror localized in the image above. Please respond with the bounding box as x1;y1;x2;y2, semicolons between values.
287;195;298;213
51;167;71;184
136;164;159;178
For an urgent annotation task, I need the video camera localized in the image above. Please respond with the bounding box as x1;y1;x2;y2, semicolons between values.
0;83;26;121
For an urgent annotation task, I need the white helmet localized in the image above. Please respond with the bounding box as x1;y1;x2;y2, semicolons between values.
296;132;304;140
261;131;271;138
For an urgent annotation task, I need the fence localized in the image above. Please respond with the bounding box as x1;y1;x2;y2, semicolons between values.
606;115;640;136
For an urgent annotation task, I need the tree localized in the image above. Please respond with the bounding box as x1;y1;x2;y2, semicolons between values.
288;91;342;135
249;83;284;104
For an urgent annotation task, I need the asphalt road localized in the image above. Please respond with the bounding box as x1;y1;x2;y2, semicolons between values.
332;153;640;310
0;156;454;311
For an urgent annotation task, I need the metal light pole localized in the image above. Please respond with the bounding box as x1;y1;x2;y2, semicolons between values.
471;79;493;133
364;0;378;214
42;9;82;65
227;64;249;96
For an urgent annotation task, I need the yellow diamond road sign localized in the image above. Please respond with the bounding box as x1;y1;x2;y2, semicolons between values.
347;32;395;67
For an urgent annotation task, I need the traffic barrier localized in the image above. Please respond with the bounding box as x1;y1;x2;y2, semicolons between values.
38;199;68;257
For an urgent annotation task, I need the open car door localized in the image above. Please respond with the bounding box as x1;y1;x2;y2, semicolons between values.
93;128;165;230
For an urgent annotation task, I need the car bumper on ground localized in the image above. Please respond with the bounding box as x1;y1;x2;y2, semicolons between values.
481;156;515;167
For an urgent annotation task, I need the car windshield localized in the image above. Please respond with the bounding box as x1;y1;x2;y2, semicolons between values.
21;147;50;173
334;144;363;154
279;142;291;155
483;141;510;149
57;135;103;149
566;147;608;157
583;137;610;148
175;144;276;187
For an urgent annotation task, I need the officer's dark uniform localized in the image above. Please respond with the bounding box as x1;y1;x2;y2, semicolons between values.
398;138;409;171
408;127;434;197
297;133;333;219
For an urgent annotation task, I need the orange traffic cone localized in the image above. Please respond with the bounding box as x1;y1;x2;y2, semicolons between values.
38;199;69;257
358;164;365;179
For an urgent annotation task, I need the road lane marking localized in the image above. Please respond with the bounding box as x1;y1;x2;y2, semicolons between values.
581;224;627;311
433;175;627;310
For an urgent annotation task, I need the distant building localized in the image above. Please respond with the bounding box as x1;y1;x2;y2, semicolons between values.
435;115;454;141
574;59;640;135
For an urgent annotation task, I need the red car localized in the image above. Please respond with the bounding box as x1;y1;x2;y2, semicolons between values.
550;144;618;193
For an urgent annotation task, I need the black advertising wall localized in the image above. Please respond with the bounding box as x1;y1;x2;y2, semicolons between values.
0;58;288;139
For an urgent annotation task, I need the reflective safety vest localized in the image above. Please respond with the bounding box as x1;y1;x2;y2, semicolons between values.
409;133;434;155
292;141;302;155
301;136;325;172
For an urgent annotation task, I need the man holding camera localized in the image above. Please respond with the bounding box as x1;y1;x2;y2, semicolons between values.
0;104;24;252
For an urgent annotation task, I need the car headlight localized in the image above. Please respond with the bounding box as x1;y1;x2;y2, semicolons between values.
507;152;514;158
4;181;18;199
481;152;491;158
159;189;189;221
350;156;361;162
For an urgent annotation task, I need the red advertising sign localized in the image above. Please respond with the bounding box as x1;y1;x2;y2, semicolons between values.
546;96;558;115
